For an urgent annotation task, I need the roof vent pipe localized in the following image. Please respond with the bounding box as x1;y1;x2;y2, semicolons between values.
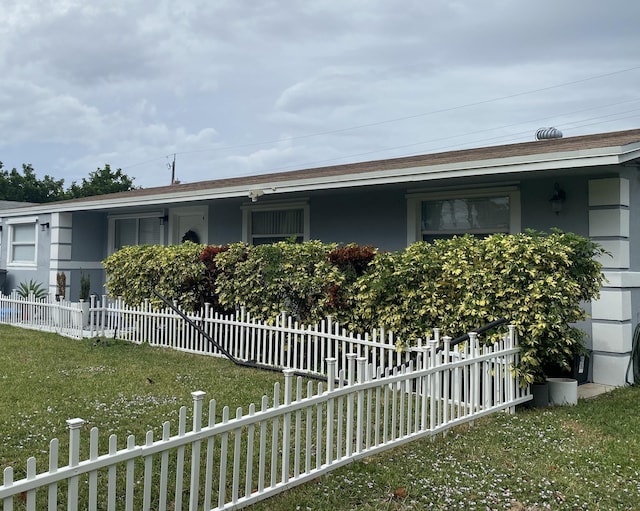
536;127;563;140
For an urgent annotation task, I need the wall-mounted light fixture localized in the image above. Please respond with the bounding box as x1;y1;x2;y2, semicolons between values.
40;222;50;232
159;215;169;225
248;190;265;202
549;183;566;215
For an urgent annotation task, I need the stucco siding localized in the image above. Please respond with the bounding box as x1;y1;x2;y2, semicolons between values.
208;199;243;244
71;212;108;261
626;166;640;271
520;177;589;236
310;188;407;251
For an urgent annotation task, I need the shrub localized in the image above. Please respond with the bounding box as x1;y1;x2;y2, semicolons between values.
56;272;66;300
79;273;91;301
326;244;377;320
352;231;606;384
198;244;231;313
103;243;206;311
214;240;343;324
16;279;48;300
102;233;605;384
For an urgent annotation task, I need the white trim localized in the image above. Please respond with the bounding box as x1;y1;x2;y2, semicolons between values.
588;177;630;207
1;139;637;215
50;244;72;261
602;271;640;288
6;263;38;269
592;322;633;353
592;352;632;386
591;289;632;322
52;211;73;229
588;209;630;238
240;199;310;211
107;211;165;254
107;211;164;220
6;221;38;267
242;200;310;244
593;240;629;269
406;185;519;200
4;215;39;224
168;205;208;245
406;187;521;244
49;261;105;271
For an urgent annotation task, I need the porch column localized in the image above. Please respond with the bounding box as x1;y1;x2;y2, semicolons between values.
49;212;73;299
588;177;633;386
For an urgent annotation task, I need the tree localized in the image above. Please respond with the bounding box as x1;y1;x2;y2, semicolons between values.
0;162;65;203
65;164;137;199
0;162;137;203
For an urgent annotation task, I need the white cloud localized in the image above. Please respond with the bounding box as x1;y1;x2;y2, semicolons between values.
0;0;638;188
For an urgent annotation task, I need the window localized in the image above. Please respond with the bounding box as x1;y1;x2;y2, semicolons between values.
407;188;520;244
109;214;162;252
8;219;37;265
243;202;309;245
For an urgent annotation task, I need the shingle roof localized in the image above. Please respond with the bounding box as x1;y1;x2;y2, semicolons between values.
24;127;640;207
0;200;34;209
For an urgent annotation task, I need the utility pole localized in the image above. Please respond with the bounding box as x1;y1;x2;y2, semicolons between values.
170;153;176;185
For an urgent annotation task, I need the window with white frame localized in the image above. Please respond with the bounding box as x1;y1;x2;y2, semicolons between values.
109;214;162;252
8;220;37;265
243;202;309;245
407;188;520;244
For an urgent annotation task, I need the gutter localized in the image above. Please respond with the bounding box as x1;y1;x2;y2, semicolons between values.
1;143;637;217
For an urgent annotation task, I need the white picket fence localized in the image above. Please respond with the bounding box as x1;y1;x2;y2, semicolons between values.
0;292;85;339
0;329;530;510
87;296;437;378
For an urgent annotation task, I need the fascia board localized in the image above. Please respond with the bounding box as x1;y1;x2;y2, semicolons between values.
0;144;632;216
0;187;252;215
619;143;640;163
263;151;625;194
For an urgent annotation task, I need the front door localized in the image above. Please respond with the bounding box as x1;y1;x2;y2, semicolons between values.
170;206;208;245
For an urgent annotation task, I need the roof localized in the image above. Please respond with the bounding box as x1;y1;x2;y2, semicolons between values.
3;127;640;215
0;200;35;210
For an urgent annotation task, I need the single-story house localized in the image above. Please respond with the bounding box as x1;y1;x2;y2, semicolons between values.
1;127;639;386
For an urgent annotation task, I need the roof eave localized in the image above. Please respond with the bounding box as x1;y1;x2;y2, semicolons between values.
0;142;635;217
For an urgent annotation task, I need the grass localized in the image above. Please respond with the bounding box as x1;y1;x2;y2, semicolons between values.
0;325;286;468
2;325;640;510
252;388;640;510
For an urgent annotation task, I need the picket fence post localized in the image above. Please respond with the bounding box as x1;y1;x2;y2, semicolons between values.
189;391;206;511
325;358;337;466
282;369;295;484
66;418;84;511
442;336;451;428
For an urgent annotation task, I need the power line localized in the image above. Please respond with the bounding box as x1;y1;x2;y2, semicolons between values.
119;64;640;174
231;102;640;177
181;65;640;156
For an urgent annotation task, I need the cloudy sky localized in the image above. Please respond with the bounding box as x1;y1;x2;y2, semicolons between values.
1;0;639;189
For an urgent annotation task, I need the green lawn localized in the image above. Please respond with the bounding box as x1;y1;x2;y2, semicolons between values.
1;325;639;510
0;325;286;468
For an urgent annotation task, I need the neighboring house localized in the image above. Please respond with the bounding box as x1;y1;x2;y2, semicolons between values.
1;128;639;386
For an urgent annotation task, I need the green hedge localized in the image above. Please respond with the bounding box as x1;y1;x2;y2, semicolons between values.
214;240;344;323
351;231;605;383
102;242;207;311
102;231;606;383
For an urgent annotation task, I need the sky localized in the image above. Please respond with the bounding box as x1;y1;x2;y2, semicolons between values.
1;0;639;189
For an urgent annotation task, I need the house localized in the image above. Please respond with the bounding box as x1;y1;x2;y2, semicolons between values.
0;200;35;292
1;127;639;386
